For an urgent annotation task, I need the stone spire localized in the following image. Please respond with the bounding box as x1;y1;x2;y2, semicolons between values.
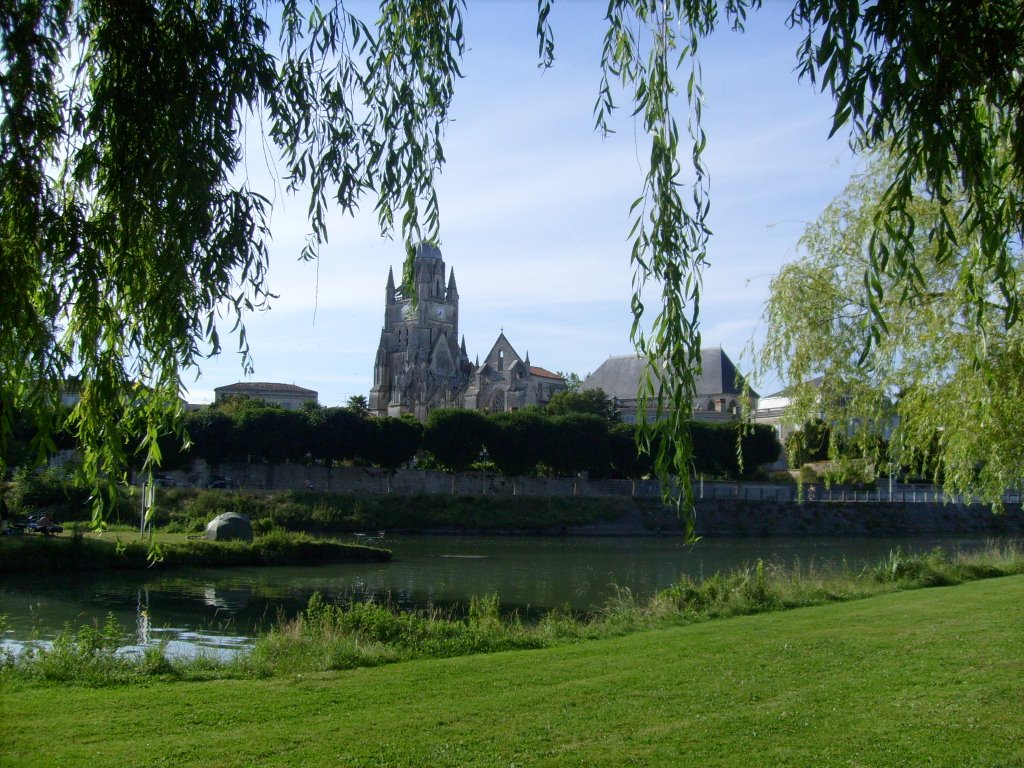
447;268;458;301
385;266;396;305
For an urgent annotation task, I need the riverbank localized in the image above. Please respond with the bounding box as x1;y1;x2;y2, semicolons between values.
633;497;1024;537
4;540;1022;682
0;530;391;573
123;488;1024;538
3;573;1022;767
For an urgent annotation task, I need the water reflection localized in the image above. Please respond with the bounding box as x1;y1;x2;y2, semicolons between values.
1;533;1011;658
136;587;150;648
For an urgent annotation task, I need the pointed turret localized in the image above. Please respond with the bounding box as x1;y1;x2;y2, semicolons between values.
446;268;459;302
385;267;396;305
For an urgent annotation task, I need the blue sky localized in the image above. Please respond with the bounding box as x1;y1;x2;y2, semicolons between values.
187;2;859;405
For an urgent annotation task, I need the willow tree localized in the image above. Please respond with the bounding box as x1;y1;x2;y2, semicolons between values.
759;154;1024;505
2;1;1022;530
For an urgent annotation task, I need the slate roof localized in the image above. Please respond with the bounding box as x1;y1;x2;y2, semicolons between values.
760;374;825;400
580;348;757;400
215;382;318;397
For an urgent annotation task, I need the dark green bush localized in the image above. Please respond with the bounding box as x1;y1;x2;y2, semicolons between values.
8;467;91;518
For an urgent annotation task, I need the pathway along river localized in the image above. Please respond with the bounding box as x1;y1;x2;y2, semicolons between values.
0;533;1009;658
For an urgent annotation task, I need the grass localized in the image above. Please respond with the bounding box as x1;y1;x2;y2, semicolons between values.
0;526;390;572
146;488;633;535
1;573;1021;767
3;541;1022;685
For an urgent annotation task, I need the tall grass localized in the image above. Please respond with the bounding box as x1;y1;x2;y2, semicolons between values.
0;529;389;572
3;540;1022;686
155;489;631;535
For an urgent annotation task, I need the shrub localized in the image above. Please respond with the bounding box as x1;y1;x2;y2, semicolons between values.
7;466;91;518
871;547;957;587
798;465;819;485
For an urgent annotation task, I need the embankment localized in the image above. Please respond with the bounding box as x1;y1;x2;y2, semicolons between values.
626;498;1024;537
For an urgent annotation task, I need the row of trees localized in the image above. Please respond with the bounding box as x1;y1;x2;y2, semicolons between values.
174;393;780;481
4;1;1019;526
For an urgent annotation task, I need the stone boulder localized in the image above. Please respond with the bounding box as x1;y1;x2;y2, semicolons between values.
204;512;253;543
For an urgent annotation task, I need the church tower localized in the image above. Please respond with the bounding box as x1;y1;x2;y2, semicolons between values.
368;243;472;420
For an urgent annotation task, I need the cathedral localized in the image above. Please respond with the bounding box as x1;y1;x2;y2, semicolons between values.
369;243;566;420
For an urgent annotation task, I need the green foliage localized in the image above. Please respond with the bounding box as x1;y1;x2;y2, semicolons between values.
785;419;831;467
798;465;819;485
184;404;417;471
306;406;369;465
4;543;1022;691
9;614;128;685
606;422;652;479
246;591;541;675
555;371;583;393
484;409;549;477
121;488;632;539
0;0;465;517
0;527;389;573
871;547;958;588
363;415;422;471
545;389;621;423
182;408;233;465
4;0;1021;538
7;466;89;517
344;394;370;414
543;413;609;477
738;422;782;475
422;408;491;473
759;153;1024;506
790;0;1024;342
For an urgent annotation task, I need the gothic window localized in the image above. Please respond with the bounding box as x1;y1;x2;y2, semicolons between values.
489;388;506;412
498;350;504;371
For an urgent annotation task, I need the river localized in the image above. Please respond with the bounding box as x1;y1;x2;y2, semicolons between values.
0;533;1009;658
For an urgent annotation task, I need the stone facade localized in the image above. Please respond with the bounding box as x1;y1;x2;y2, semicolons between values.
369;244;565;419
463;333;566;412
214;381;318;411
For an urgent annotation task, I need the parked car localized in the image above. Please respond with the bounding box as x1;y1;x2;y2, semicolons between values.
153;474;176;487
206;475;234;489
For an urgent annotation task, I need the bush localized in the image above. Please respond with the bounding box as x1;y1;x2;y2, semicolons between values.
7;466;91;519
798;465;819;485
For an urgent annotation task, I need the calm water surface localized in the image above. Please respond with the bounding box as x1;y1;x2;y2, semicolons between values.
0;533;1007;657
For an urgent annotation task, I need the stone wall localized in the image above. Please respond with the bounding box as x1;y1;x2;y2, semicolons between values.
166;461;1024;536
685;499;1024;536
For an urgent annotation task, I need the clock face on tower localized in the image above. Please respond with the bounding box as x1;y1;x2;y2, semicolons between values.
432;304;451;321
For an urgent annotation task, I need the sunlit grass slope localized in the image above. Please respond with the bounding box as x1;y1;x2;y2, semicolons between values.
3;575;1022;768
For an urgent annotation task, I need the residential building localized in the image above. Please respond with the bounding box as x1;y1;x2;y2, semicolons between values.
213;382;318;411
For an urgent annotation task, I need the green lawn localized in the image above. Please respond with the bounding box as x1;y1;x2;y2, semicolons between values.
3;575;1022;767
